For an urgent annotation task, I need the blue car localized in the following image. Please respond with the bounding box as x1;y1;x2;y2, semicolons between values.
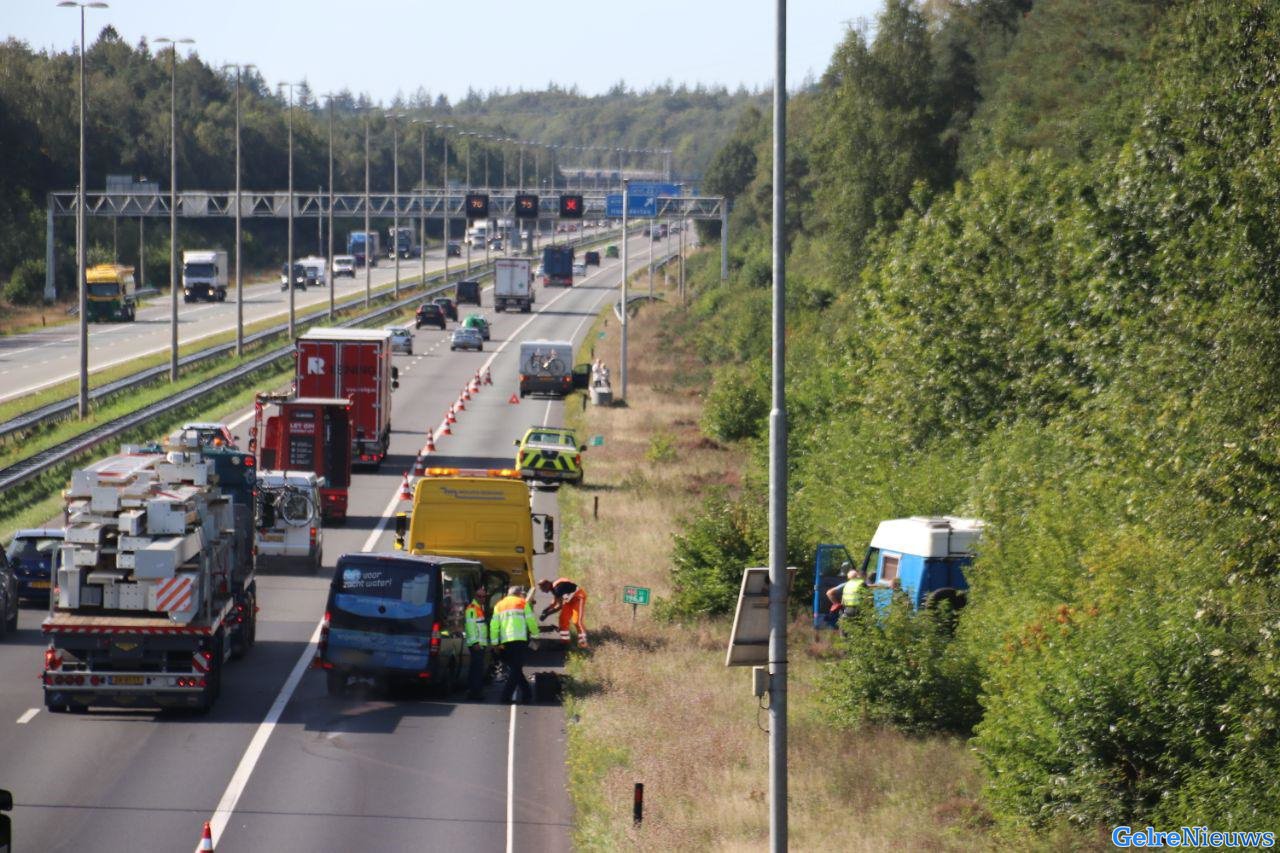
7;529;62;602
317;553;482;697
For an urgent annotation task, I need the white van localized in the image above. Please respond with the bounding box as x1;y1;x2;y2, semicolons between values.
298;256;329;287
332;255;356;278
255;471;323;573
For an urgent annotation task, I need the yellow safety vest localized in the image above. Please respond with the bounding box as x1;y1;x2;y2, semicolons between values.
841;578;866;608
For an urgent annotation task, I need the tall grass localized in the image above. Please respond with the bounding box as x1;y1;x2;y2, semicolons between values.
560;278;1008;851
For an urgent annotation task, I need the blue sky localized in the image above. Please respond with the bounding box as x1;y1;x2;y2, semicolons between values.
11;1;883;103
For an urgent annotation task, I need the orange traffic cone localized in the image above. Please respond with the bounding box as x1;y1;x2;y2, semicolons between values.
399;473;413;501
456;396;466;411
462;386;471;402
198;821;214;852
441;419;452;436
508;393;520;405
425;429;436;452
413;453;426;476
446;406;457;424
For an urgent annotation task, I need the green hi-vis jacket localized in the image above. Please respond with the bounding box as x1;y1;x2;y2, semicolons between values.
490;595;540;645
464;600;489;647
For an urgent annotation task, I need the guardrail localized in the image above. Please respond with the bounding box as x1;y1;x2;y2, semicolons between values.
0;229;623;494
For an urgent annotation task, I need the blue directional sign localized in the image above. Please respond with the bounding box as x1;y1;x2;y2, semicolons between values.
605;193;658;218
627;181;681;198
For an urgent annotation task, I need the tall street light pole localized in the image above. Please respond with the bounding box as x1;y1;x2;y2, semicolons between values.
280;82;299;340
155;36;194;383
620;178;629;400
363;115;371;308
768;1;789;849
324;94;336;320
59;1;107;418
440;124;452;283
414;120;426;288
462;131;473;275
224;62;254;356
386;113;402;298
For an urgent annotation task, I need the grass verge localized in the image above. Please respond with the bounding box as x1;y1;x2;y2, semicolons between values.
559;274;1006;852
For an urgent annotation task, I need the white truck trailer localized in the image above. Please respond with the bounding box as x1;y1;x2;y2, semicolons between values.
494;258;533;313
42;430;258;713
181;250;229;302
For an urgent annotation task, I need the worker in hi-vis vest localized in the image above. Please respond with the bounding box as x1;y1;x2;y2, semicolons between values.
489;586;540;704
464;585;490;700
538;577;589;649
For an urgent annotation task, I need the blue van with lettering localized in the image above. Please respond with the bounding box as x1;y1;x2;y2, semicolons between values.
318;552;482;696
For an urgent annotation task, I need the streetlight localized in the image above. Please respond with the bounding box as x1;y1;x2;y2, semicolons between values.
412;119;427;288
58;1;107;418
363;113;371;308
154;35;194;383
434;123;454;283
460;130;473;274
385;113;403;298
279;82;302;339
322;92;338;320
621;178;629;400
224;62;255;355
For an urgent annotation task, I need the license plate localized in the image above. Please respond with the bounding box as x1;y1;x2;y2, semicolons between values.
260;532;283;541
111;675;145;686
30;580;51;589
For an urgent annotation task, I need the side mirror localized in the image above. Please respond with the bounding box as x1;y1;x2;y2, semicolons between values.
394;512;408;550
513;439;520;447
392;366;400;381
392;380;400;390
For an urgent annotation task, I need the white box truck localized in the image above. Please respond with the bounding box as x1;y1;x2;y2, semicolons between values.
181;250;228;302
494;258;533;313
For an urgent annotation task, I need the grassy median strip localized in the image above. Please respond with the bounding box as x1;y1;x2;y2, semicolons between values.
558;276;1000;851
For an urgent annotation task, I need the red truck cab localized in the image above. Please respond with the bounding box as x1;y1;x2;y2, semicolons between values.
295;328;398;469
250;394;354;522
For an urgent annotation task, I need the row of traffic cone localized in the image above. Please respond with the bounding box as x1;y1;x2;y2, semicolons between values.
400;368;498;502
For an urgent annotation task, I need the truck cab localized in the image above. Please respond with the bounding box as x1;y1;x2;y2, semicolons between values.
84;264;137;322
812;516;984;627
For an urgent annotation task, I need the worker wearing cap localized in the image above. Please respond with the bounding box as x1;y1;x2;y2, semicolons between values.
538;577;589;649
825;565;868;627
489;585;540;704
463;585;490;700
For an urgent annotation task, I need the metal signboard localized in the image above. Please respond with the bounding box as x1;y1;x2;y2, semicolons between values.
725;566;797;667
605;193;657;218
622;586;650;605
626;181;681;198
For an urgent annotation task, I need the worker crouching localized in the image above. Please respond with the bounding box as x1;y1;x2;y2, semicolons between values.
538;577;589;649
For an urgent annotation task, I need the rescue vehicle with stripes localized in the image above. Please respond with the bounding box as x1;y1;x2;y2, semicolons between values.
514;426;586;486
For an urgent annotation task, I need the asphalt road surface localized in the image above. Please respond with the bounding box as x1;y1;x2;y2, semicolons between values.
0;223;609;405
0;230;653;853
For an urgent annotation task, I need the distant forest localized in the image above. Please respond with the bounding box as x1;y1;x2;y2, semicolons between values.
0;27;763;303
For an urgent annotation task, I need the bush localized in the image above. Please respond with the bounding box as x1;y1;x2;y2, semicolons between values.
3;258;45;305
700;363;767;442
645;432;677;463
659;489;763;619
826;594;981;735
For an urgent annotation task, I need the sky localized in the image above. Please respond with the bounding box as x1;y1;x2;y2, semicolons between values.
9;0;883;104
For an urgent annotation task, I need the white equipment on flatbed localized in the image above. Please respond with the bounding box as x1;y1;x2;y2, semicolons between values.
42;429;258;713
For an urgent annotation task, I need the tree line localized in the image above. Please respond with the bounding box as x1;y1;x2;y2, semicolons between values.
670;0;1279;834
0;27;759;304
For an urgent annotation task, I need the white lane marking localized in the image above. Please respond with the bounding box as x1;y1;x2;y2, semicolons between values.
200;247;624;850
226;408;256;431
542;401;553;428
16;708;39;725
206;619;322;851
507;702;517;853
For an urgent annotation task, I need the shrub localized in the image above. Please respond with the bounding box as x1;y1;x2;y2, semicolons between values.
826;594;981;735
700;363;767;442
3;258;45;305
660;489;763;619
645;432;676;463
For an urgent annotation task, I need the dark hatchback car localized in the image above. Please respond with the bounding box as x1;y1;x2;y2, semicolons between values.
584;250;601;267
6;529;63;602
447;242;463;257
317;553;482;696
416;302;446;329
433;296;458;321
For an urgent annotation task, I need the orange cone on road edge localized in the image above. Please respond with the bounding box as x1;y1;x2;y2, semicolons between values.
198;821;214;852
462;386;472;401
413;453;426;477
456;396;466;412
446;406;457;424
508;393;520;405
441;419;452;436
399;472;413;501
426;429;436;452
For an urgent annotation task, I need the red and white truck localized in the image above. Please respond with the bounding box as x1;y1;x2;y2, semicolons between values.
250;392;355;522
295;328;398;469
43;430;258;714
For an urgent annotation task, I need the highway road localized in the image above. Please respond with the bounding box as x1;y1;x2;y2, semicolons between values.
0;224;607;405
0;231;650;852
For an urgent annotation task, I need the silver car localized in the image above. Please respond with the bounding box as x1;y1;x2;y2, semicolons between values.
384;325;414;355
449;327;483;352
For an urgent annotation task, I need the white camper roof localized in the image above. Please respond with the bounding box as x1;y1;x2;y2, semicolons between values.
299;328;392;342
869;516;984;558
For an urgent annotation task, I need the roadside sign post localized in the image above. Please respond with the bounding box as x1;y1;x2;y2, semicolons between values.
623;585;650;623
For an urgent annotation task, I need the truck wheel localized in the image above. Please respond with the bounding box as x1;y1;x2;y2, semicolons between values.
326;670;347;697
5;601;17;632
45;697;68;714
218;291;227;302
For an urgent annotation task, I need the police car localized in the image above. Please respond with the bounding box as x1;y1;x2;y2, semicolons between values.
513;426;585;487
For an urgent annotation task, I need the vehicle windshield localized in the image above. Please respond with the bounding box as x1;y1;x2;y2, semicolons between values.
526;431;575;446
86;283;119;297
184;262;216;278
7;536;60;564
